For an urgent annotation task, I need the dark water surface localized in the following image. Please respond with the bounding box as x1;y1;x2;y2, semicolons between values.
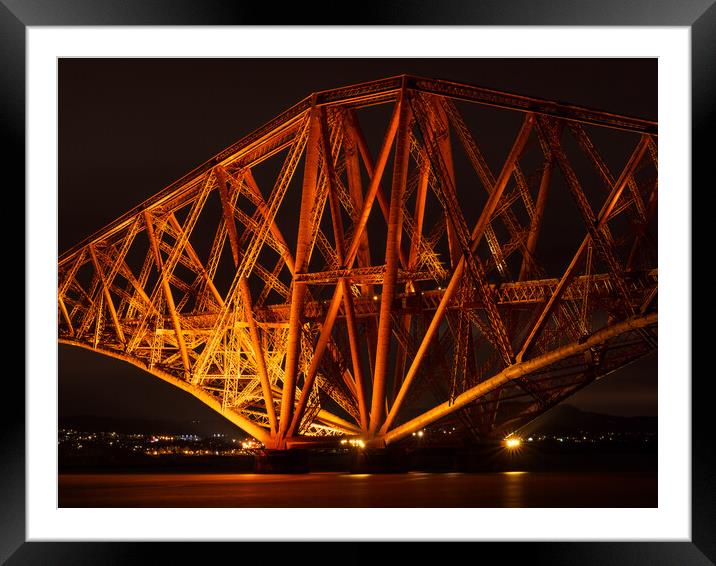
59;471;657;507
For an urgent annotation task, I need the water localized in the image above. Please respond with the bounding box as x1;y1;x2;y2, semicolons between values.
59;471;656;507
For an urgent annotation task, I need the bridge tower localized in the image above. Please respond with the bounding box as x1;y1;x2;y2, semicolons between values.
59;75;658;450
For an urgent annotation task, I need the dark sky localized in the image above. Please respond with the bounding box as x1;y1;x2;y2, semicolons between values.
58;58;657;430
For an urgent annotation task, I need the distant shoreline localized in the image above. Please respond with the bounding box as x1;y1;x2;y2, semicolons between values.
59;443;657;475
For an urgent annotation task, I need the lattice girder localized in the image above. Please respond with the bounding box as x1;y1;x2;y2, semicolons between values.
59;75;657;449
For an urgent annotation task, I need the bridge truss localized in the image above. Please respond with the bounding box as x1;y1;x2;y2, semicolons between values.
58;75;658;449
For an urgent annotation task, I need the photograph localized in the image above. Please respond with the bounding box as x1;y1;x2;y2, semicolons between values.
57;58;659;508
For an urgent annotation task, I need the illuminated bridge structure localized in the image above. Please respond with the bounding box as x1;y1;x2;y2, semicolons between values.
58;75;658;450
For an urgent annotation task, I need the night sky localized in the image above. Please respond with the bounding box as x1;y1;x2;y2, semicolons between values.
58;58;657;432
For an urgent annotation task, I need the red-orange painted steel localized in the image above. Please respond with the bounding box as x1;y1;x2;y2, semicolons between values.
58;75;658;449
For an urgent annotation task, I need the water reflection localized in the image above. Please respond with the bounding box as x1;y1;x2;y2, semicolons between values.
59;471;657;508
502;471;527;507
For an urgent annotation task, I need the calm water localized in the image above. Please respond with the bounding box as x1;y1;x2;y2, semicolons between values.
59;471;656;507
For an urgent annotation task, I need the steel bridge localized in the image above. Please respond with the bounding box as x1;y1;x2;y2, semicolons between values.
58;75;658;449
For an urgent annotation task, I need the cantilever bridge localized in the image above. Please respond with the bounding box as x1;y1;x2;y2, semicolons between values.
58;75;658;450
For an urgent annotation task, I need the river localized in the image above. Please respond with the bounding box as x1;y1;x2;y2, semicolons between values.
59;471;656;507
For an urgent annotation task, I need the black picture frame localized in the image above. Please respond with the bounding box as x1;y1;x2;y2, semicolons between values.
5;1;708;563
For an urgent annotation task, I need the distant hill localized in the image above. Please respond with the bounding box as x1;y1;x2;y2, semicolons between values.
519;404;657;436
61;404;656;438
59;415;243;437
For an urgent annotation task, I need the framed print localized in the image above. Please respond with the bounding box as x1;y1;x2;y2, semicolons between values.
6;1;710;563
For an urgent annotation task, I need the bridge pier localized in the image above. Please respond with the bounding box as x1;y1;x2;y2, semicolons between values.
349;447;409;474
253;449;309;474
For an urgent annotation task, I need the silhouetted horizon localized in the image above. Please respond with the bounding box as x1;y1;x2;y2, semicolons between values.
59;402;657;439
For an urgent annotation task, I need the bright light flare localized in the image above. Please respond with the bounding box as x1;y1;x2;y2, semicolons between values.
504;437;522;449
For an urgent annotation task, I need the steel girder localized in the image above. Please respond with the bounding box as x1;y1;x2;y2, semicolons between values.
59;75;658;449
